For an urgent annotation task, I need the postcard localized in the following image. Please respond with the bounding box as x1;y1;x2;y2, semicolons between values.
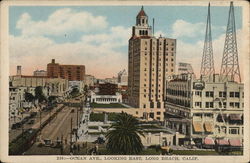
0;0;249;162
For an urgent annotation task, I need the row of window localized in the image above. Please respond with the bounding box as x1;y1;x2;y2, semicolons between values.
194;91;244;98
144;41;175;46
194;102;243;108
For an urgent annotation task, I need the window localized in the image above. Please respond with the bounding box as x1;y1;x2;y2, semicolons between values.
157;112;161;115
144;94;146;98
195;102;202;107
230;92;234;97
229;128;239;134
219;91;226;97
143;104;146;108
235;92;240;98
205;102;213;108
235;102;240;108
205;91;214;97
195;91;202;97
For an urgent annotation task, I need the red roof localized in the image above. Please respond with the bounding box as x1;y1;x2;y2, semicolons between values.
216;139;229;145
204;137;215;145
137;6;147;17
229;139;242;146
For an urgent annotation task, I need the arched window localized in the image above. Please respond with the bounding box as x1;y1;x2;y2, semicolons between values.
145;30;148;35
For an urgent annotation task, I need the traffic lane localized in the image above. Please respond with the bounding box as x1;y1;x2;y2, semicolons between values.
41;106;80;142
41;106;72;140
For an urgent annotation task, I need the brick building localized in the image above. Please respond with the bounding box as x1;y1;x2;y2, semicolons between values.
47;59;85;81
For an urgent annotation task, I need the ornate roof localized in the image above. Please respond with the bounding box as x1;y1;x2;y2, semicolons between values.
137;6;147;17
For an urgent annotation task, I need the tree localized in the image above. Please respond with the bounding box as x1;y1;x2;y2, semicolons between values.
24;92;34;102
105;112;144;155
35;86;46;103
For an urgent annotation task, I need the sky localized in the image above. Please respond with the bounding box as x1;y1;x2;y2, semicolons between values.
9;5;243;79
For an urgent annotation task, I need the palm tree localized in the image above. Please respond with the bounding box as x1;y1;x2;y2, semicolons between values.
105;112;144;155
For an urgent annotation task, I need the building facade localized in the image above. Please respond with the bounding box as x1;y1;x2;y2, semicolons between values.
33;70;47;76
90;91;122;104
84;74;96;86
128;7;176;121
47;59;85;81
9;75;69;97
165;74;244;147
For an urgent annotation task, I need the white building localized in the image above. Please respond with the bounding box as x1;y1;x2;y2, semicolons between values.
84;75;96;86
104;77;118;84
165;74;244;147
178;62;195;78
68;80;84;93
33;69;47;76
90;91;122;104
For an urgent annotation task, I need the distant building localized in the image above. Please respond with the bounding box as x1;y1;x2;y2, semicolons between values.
33;70;47;76
127;7;176;121
165;74;244;147
47;59;85;81
118;69;128;86
84;74;96;86
9;75;69;97
104;77;118;84
178;62;195;75
98;83;118;95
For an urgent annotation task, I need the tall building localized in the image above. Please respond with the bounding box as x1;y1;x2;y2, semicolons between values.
128;7;176;121
47;59;85;81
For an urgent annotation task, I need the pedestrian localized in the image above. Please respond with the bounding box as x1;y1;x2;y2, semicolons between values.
77;144;80;151
82;142;85;148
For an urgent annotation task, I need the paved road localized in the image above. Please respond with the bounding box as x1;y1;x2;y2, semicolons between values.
40;106;79;143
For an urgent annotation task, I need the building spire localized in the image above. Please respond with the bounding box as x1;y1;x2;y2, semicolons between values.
200;2;215;82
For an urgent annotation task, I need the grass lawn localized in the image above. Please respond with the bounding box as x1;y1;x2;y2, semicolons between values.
89;112;122;122
90;103;127;108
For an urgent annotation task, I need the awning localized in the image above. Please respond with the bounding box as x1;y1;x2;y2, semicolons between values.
229;139;242;146
204;137;215;145
229;114;241;120
216;139;229;145
193;122;203;132
204;122;213;132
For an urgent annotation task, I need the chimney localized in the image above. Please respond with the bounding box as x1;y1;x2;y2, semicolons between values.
52;59;55;64
17;65;21;76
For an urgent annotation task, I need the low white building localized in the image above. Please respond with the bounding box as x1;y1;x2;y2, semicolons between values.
90;91;122;104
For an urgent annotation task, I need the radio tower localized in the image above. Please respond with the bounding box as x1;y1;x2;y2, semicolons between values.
200;3;215;82
220;2;241;82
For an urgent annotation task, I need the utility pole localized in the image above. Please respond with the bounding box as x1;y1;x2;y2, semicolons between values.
61;134;63;155
39;110;42;129
220;2;241;82
70;117;72;143
200;3;215;82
